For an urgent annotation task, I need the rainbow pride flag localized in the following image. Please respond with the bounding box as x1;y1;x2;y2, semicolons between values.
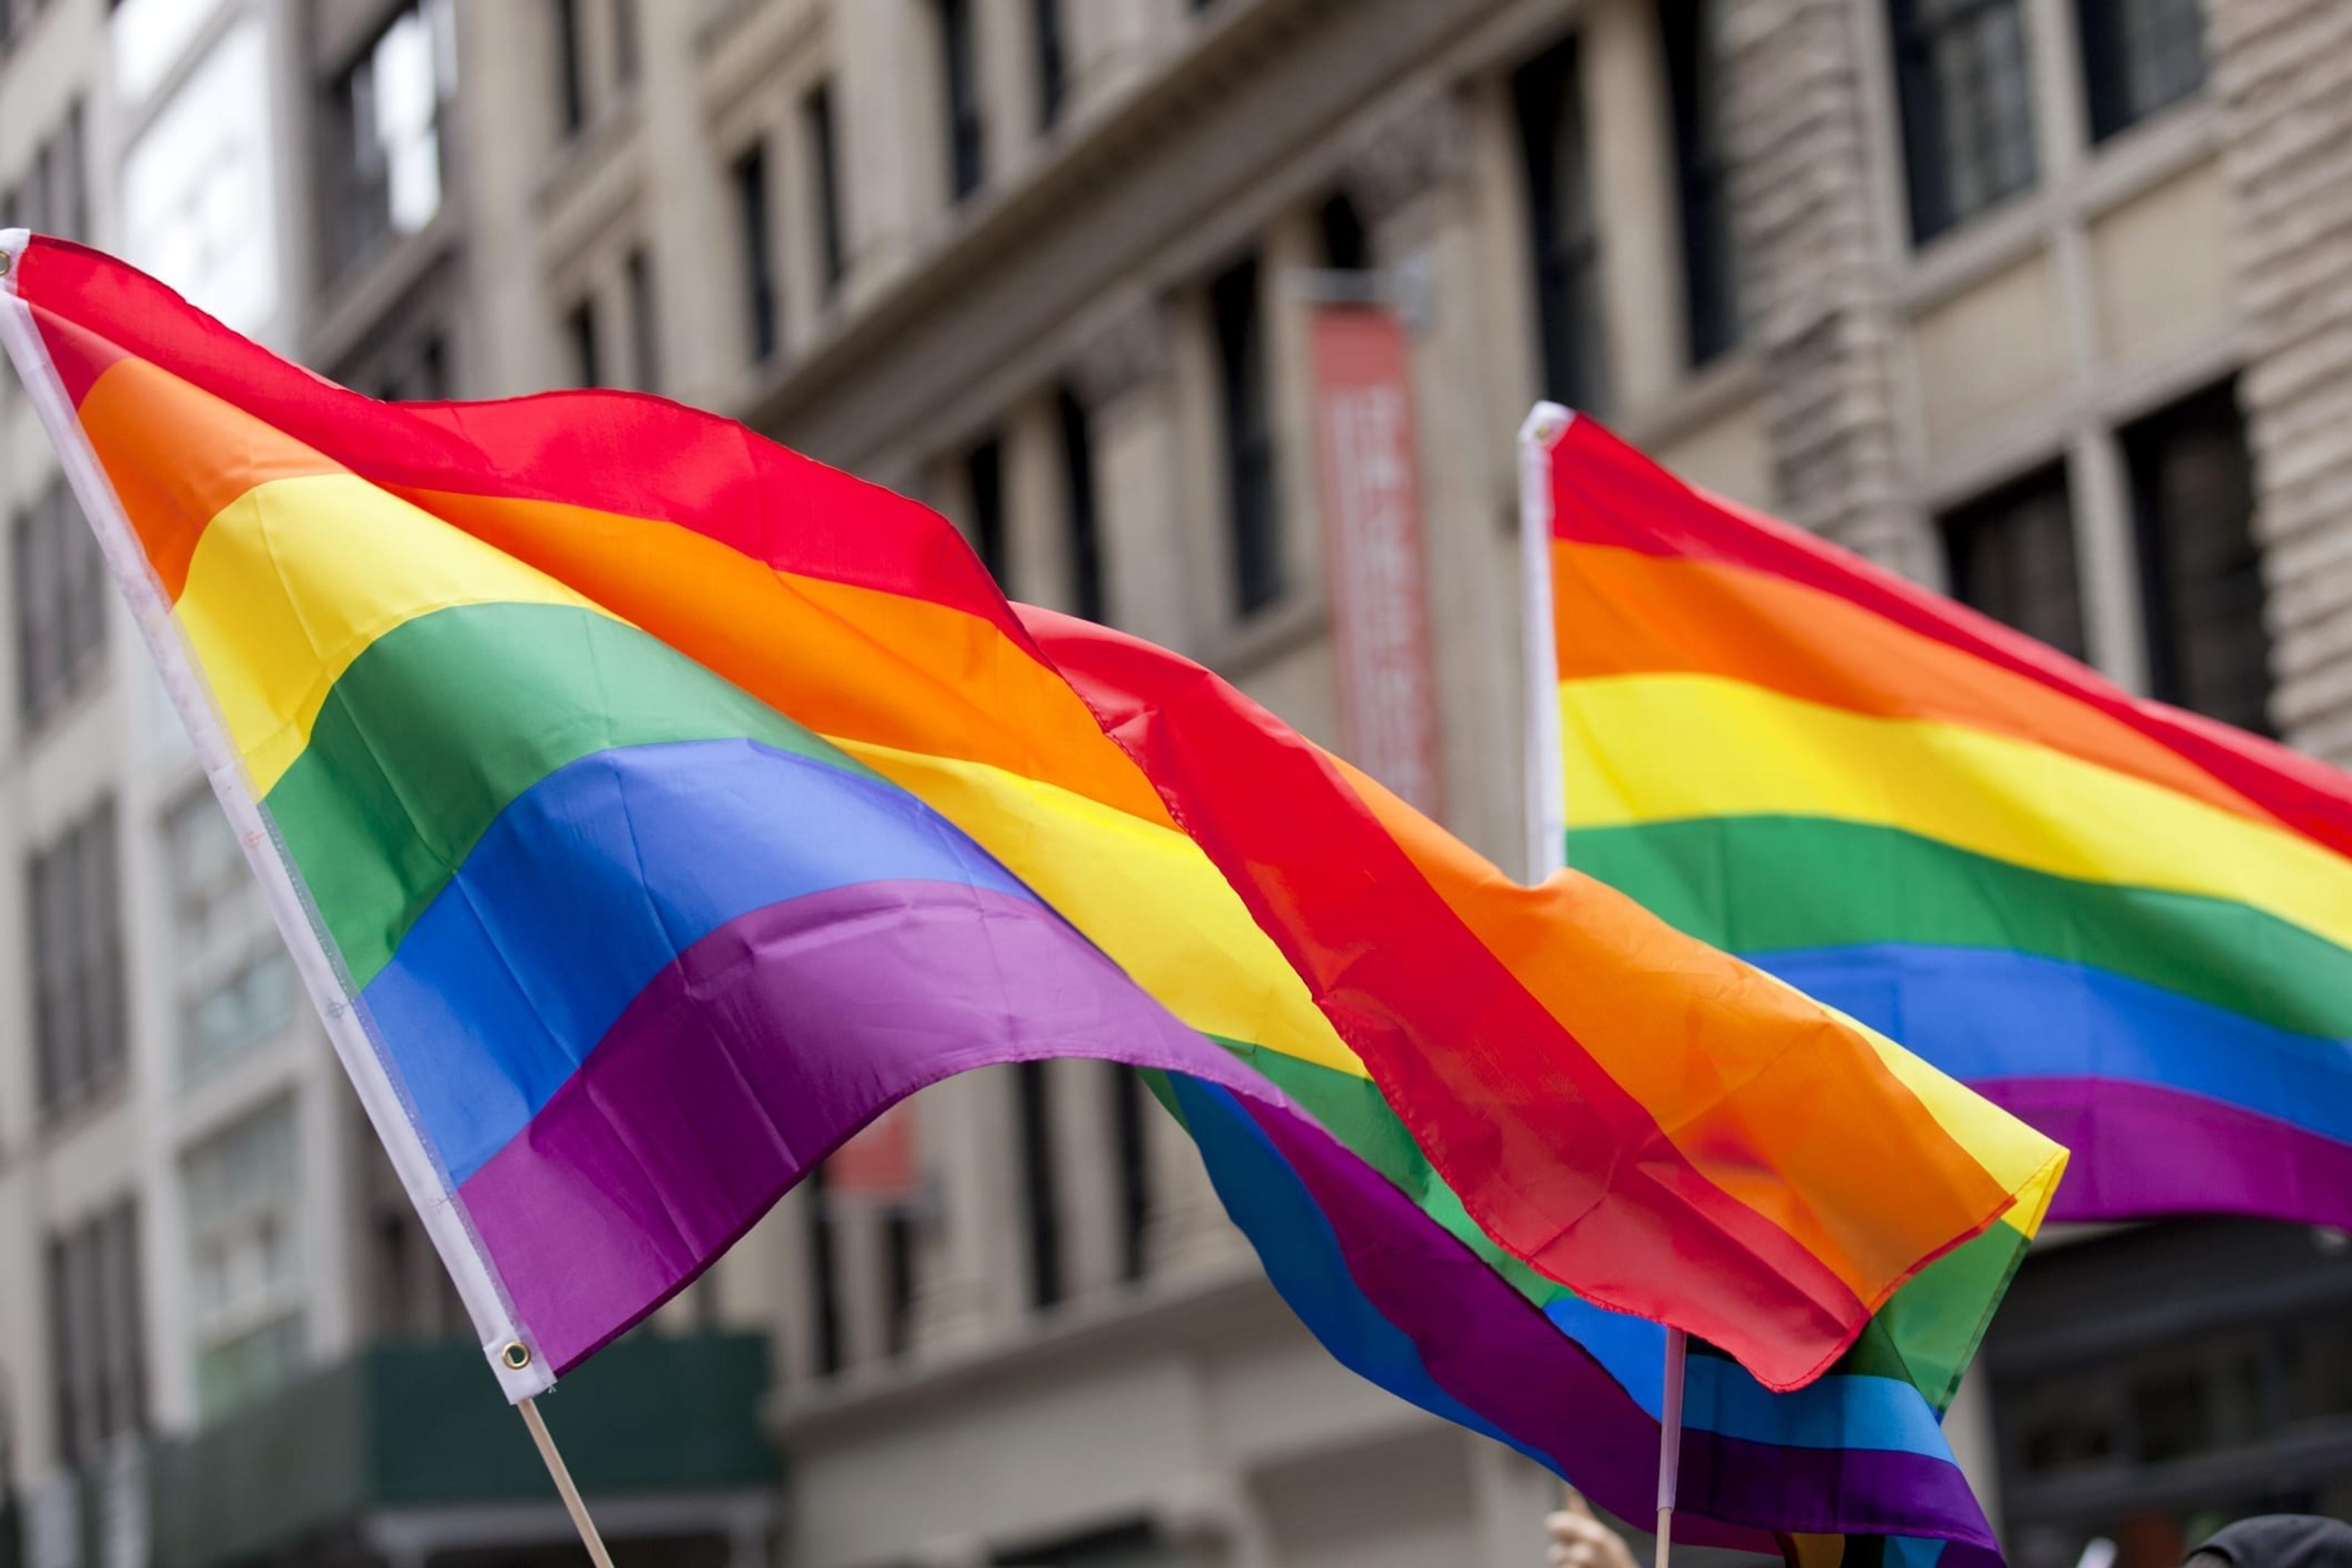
1531;404;2352;1229
2;237;2061;1563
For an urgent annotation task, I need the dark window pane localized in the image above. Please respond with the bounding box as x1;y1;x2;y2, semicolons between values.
965;436;1007;586
565;296;600;388
804;81;847;295
553;0;586;135
17;478;106;729
1319;189;1371;273
625;247;658;393
1941;462;2088;660
2125;381;2272;735
1513;36;1610;412
733;141;777;363
29;802;126;1123
2282;1314;2352;1426
938;0;986;202
1891;0;2039;242
325;6;447;279
45;1200;143;1469
2080;0;2205;141
805;1164;842;1376
1057;386;1105;622
1109;1064;1150;1283
1034;0;1066;131
1211;252;1283;615
1015;1060;1063;1311
1659;0;1739;364
883;1206;918;1356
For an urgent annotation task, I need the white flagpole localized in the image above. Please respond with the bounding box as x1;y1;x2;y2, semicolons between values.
1518;402;1574;880
1655;1328;1689;1568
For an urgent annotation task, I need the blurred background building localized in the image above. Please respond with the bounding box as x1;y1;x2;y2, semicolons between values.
1;2;2350;1568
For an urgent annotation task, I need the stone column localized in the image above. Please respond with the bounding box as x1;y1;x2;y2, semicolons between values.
2207;0;2352;762
1342;86;1523;866
1072;292;1197;652
907;1071;1011;1357
1719;0;1931;579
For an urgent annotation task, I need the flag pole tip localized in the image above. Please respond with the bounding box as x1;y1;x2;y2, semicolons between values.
1520;402;1575;447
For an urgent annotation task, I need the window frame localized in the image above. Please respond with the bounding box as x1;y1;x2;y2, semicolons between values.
2078;0;2207;143
1659;0;1739;366
1056;385;1105;623
1210;251;1283;618
30;800;127;1125
937;0;986;203
1033;0;1066;133
1938;460;2090;663
1512;34;1611;413
732;139;778;364
2123;379;2273;736
1888;0;2041;244
803;81;848;298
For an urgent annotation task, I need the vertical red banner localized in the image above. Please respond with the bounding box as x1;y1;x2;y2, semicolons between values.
1308;301;1445;819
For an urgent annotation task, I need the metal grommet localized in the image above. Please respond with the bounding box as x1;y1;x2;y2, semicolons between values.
500;1340;532;1371
0;251;13;277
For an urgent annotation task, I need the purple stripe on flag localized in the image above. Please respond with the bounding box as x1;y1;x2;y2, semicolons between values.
1235;1096;1999;1553
456;877;1273;1372
1980;1076;2352;1226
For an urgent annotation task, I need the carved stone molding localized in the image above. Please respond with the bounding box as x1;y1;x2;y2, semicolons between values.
1069;292;1172;410
1343;88;1474;225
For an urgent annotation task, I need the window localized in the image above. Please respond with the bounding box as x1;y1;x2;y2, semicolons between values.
31;802;128;1123
804;81;846;297
1211;252;1283;616
1660;0;1738;365
352;322;450;403
612;0;639;91
1319;189;1371;273
19;101;89;241
1891;0;2038;243
565;295;601;388
965;435;1008;586
2125;382;2272;735
112;0;229;105
1057;386;1106;622
1034;0;1067;132
553;0;586;136
361;1135;466;1341
121;20;281;336
883;1207;917;1357
1513;36;1610;412
1015;1061;1064;1311
625;247;658;393
733;140;777;363
1109;1065;1150;1284
183;1101;305;1419
47;1200;145;1470
2080;0;2204;141
325;1;451;279
937;0;985;203
165;793;293;1090
805;1164;843;1376
15;476;108;729
1991;1221;2352;1568
1942;463;2086;660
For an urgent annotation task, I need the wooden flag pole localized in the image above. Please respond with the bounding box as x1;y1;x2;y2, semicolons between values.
1655;1328;1689;1568
519;1398;619;1568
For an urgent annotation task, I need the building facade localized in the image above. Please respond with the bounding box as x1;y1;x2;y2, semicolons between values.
1;2;2350;1568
